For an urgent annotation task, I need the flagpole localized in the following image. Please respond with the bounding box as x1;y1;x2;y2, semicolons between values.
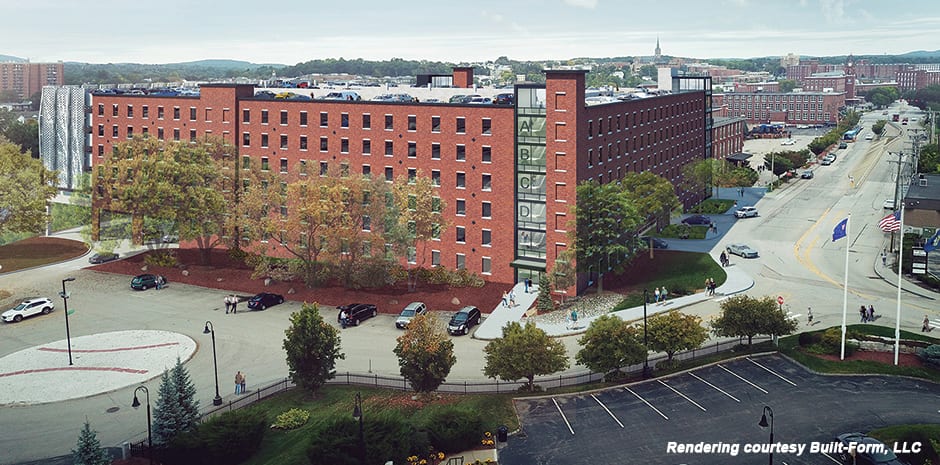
840;214;850;361
894;205;904;365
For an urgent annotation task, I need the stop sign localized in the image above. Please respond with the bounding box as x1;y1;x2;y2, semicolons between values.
777;296;784;305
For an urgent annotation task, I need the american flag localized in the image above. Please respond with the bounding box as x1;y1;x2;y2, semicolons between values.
879;211;901;232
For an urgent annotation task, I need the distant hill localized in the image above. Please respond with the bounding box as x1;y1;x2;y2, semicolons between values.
0;54;26;62
898;50;940;59
167;59;286;69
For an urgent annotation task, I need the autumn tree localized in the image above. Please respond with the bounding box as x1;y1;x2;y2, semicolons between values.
710;295;797;346
646;311;708;363
575;315;646;378
174;137;238;264
570;180;640;293
393;312;456;395
619;171;679;229
391;172;448;291
483;321;569;391
681;158;724;199
0;140;58;235
283;303;345;393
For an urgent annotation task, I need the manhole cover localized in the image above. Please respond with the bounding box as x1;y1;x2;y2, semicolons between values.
106;407;120;413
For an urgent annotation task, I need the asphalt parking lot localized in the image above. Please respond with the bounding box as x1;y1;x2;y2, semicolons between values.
499;354;939;465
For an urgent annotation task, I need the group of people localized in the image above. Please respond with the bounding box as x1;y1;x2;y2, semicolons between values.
653;286;669;304
501;290;517;308
859;304;876;323
224;294;239;314
234;371;247;395
719;251;730;267
704;278;717;296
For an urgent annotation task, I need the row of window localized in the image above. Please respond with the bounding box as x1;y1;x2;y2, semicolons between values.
99;103;208;122
242;133;495;162
587;100;702;138
726;94;826;102
586;129;700;168
729;103;822;111
242;109;494;135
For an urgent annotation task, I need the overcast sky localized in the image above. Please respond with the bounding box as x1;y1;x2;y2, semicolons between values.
2;0;939;65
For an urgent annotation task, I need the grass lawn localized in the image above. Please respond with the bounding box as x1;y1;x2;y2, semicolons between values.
607;250;726;310
688;198;735;214
0;236;88;273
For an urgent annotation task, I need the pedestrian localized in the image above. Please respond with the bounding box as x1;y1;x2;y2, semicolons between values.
234;371;244;395
501;291;509;308
868;304;875;322
807;307;813;325
509;290;516;307
661;286;669;303
230;295;238;314
704;278;710;296
155;276;164;290
340;310;348;329
240;372;247;394
524;277;532;293
881;249;887;267
570;309;578;328
720;251;728;267
860;305;868;323
654;287;661;303
708;278;715;296
224;295;231;314
923;315;932;332
733;201;738;208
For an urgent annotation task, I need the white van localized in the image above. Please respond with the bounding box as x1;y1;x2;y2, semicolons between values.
864;133;874;140
319;91;361;101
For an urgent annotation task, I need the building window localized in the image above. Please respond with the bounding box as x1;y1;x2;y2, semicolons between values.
98;104;104;116
431;197;441;213
299;111;306;126
260;110;269;124
97;124;104;136
432;250;441;266
481;201;491;218
112;104;118;117
481;257;491;274
320;112;328;127
482;146;491;162
142;105;148;118
456;253;465;270
261;157;270;171
385;167;393;182
279;110;288;125
320;161;328;176
280;158;288;173
127;105;134;118
173;129;180;141
173;107;180;120
127;126;134;138
300;160;308;175
341;138;349;153
242;132;250;146
456;227;466;243
456;145;466;161
482;118;491;135
242;155;250;170
97;145;104;157
456;117;465;133
431;116;441;132
408;142;416;158
362;114;371;129
408;168;417;183
158;106;164;119
408;115;416;131
482;174;491;191
320;137;328;151
189;129;196;142
362;215;371;231
481;229;491;246
190;107;197;121
431;170;440;186
242;109;250;123
385;140;394;156
456;172;465;188
157;128;164;140
432;143;441;159
300;135;308;150
385;114;393;130
341;113;349;128
362;139;371;155
280;135;288;149
456;199;466;215
362;165;371;178
261;134;269;148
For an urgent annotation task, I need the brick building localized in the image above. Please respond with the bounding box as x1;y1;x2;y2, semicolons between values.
712;91;845;126
89;70;711;294
710;117;746;161
0;61;64;101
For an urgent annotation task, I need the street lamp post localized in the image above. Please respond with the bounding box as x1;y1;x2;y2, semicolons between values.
203;321;223;406
642;288;652;378
758;406;774;465
352;391;365;464
60;277;76;366
131;386;153;465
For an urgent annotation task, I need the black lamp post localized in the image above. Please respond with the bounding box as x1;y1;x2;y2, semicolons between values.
60;277;75;365
642;288;652;378
203;321;223;406
758;406;774;465
352;391;365;464
131;385;153;465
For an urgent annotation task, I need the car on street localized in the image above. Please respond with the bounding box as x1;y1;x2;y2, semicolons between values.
639;236;668;249
883;199;896;210
681;214;712;226
781;139;795;145
395;302;428;329
838;142;848;149
246;292;284;311
821;154;837;165
88;252;119;264
865;133;874;140
726;243;759;258
833;432;910;465
734;206;759;218
447;306;481;336
130;274;166;290
801;170;814;179
337;303;378;327
2;297;55;323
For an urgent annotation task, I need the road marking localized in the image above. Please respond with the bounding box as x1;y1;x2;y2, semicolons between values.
747;357;797;386
821;452;843;464
718;364;768;394
657;380;706;412
552;397;575;435
591;394;624;428
689;373;740;402
624;386;669;420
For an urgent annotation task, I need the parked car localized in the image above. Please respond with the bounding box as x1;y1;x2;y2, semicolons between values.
447;306;482;335
337;303;378;326
2;297;54;323
801;170;814;179
639;236;668;249
162;234;179;243
494;92;514;105
838;142;848;149
864;133;874;140
834;432;910;465
780;139;795;145
734;206;759;218
130;274;166;290
247;292;284;311
88;252;119;264
726;243;759;258
883;199;896;210
395;302;428;329
681;214;712;226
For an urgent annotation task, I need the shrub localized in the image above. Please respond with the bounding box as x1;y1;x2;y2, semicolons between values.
919;344;940;368
162;410;266;465
423;408;484;453
307;415;424;465
271;408;310;430
145;250;177;268
816;327;859;356
798;332;822;347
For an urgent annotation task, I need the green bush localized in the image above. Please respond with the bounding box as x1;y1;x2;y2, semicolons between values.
144;250;177;268
688;199;735;214
798;332;822;347
162;410;267;465
271;408;310;430
307;414;425;465
815;327;859;356
423;408;484;454
919;344;940;368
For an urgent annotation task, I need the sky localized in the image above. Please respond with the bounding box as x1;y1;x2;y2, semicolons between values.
2;0;940;65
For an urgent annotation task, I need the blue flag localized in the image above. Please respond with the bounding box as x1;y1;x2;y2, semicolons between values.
925;230;940;253
832;218;848;242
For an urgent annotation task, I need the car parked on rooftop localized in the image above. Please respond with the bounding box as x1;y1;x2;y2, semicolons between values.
337;303;378;327
734;206;759;219
726;243;759;258
834;432;910;465
246;292;284;311
395;302;428;329
447;306;481;336
681;214;712;226
2;297;54;323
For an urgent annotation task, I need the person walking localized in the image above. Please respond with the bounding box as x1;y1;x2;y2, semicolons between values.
570;309;578;329
807;307;813;325
704;278;711;296
340;309;348;329
654;287;661;303
234;371;244;395
509;290;516;307
524;277;532;293
501;291;509;308
923;315;932;332
860;305;868;323
881;249;887;267
230;295;238;314
224;295;232;314
868;304;875;322
240;372;247;394
660;286;669;304
719;251;728;267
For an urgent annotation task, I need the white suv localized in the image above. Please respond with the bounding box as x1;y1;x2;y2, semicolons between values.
2;297;55;323
734;206;759;218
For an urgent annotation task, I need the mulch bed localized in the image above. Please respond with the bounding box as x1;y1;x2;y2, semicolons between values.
89;247;506;314
810;349;925;367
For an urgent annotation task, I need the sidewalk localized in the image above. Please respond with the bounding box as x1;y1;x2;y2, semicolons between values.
871;247;939;301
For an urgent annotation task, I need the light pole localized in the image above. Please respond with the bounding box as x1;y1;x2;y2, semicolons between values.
642;288;652;378
758;406;774;465
203;321;223;406
131;385;153;465
60;277;75;365
352;391;365;464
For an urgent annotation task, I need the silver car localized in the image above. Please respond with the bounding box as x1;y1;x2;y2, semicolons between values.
726;243;759;258
395;302;427;329
734;207;758;218
2;297;55;323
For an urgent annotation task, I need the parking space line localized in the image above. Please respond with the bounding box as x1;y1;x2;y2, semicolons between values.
657;380;706;412
747;357;798;386
624;386;669;420
689;373;740;402
552;397;575;435
591;394;624;428
821;452;843;464
718;364;768;394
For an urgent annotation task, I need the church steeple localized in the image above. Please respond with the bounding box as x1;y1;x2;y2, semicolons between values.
655;37;662;61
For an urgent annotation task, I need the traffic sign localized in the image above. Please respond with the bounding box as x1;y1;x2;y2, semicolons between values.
777;296;784;305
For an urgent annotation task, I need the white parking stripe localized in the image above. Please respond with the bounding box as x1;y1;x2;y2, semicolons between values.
821;452;844;464
689;373;740;402
552;397;575;435
747;357;798;386
591;394;624;428
624;386;669;420
658;380;706;412
718;364;768;394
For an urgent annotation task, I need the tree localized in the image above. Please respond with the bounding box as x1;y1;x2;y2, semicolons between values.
867;86;900;108
681;158;722;199
483;321;569;391
393;312;456;395
391;173;448;291
872;120;887;136
170;357;200;433
619;171;679;227
918;144;939;174
535;275;556;313
283;303;345;393
575;315;646;377
152;369;185;445
646;311;708;362
570;180;640;293
777;79;798;93
2;119;39;158
0;140;57;235
551;249;577;301
72;420;111;465
710;295;797;346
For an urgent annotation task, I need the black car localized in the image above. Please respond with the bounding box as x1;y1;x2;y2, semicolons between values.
447;306;481;336
247;292;284;311
338;303;378;326
130;274;166;290
639;236;668;249
681;214;712;226
834;432;910;465
88;252;119;264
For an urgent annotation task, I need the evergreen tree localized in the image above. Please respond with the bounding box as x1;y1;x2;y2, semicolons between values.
152;370;184;445
72;420;111;465
535;278;555;313
283;303;345;393
171;357;200;432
